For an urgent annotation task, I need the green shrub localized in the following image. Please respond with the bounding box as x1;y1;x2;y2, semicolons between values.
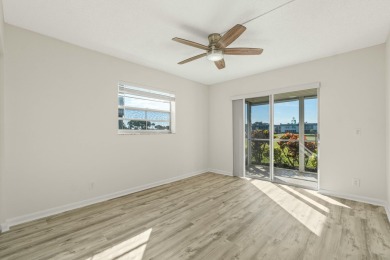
274;147;283;166
277;133;317;170
251;129;269;164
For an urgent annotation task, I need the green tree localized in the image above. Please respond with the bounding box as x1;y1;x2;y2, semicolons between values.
119;120;127;129
127;120;151;130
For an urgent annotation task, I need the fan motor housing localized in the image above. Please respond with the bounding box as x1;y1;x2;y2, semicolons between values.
208;33;221;47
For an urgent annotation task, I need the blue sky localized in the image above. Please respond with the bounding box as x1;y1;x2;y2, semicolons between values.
250;98;317;125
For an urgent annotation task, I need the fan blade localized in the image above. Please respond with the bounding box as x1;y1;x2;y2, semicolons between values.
172;37;209;51
216;24;246;48
178;53;207;64
224;48;263;55
214;59;225;70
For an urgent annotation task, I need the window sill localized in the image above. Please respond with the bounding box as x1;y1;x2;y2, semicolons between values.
118;130;174;135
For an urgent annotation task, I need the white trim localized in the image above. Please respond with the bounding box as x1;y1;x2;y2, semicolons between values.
246;101;251;177
319;189;390;222
231;82;320;100
0;223;10;232
118;81;176;101
318;189;388;207
385;203;390;223
118;130;172;135
0;169;207;232
269;94;274;181
209;169;233;176
298;97;305;172
118;105;171;113
316;88;320;190
241;100;246;177
170;101;176;133
385;204;390;223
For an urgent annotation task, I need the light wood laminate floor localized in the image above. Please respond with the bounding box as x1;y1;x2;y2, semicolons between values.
0;173;389;260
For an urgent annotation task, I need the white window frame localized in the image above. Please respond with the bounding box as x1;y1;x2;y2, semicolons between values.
118;82;176;135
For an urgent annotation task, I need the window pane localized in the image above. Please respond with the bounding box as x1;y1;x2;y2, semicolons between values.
119;120;128;129
118;83;175;133
119;120;148;130
148;121;170;130
146;111;170;121
251;104;270;132
119;85;175;98
128;120;147;130
274;139;299;171
122;95;170;111
304;97;318;173
245;96;270;180
274;99;299;134
118;96;124;106
304;97;318;135
124;109;146;120
118;108;124;118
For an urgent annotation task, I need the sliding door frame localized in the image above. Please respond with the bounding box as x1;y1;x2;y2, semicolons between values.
234;82;321;190
269;94;275;181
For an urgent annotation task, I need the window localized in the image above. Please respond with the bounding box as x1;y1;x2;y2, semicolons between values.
118;82;175;134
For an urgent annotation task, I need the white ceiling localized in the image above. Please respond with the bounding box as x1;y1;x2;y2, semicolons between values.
2;0;390;85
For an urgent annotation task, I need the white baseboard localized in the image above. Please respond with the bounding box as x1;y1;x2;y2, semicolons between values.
0;169;207;232
208;168;233;176
0;223;10;232
385;203;390;223
318;189;390;223
318;189;388;207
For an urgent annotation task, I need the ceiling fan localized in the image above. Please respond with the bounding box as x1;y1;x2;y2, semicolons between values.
172;24;263;70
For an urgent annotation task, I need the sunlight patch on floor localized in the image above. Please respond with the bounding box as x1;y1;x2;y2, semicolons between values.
87;228;152;260
250;180;326;236
305;190;350;208
282;185;329;213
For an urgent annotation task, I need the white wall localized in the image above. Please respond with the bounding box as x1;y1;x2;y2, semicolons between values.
0;0;3;52
2;25;209;221
0;0;5;227
209;44;387;202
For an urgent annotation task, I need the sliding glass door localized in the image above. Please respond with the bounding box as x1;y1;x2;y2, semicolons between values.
244;88;319;190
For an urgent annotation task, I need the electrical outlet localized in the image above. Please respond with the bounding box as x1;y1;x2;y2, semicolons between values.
352;178;360;187
355;128;362;135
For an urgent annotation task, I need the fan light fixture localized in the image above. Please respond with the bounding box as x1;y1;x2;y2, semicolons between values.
207;47;223;61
